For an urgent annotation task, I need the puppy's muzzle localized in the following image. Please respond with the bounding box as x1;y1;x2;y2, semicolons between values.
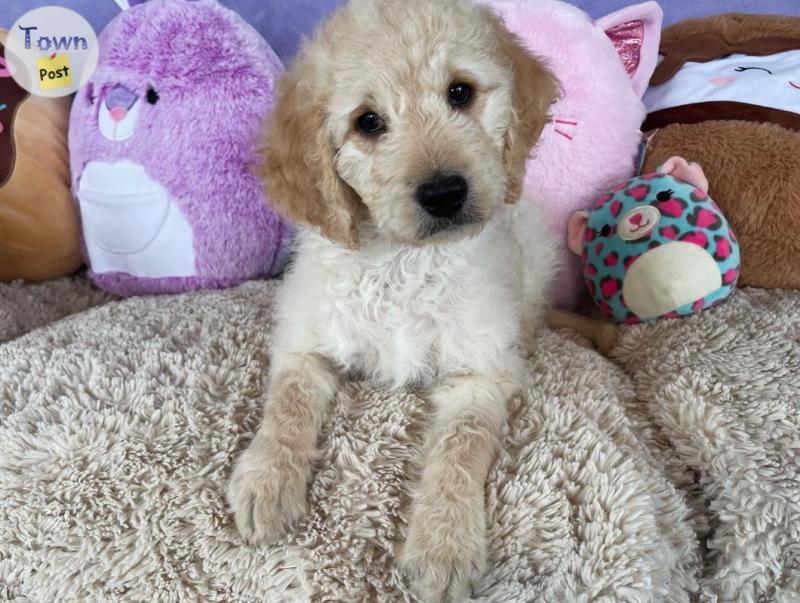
416;173;468;218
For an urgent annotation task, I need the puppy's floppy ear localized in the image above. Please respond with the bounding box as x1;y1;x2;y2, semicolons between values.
261;58;361;248
490;14;559;204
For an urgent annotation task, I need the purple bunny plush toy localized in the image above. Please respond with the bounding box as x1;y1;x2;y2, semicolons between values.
69;0;293;296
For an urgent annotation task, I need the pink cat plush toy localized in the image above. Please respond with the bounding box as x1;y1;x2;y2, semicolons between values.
483;0;663;309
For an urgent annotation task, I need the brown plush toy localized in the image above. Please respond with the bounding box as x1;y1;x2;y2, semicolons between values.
0;29;81;282
641;14;800;290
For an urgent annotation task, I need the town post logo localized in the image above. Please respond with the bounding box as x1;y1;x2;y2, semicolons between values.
6;7;98;97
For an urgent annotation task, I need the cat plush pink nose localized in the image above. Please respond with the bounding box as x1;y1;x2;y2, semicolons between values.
629;213;643;226
109;107;127;122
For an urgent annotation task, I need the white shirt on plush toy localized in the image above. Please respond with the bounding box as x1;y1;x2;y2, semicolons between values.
644;49;800;115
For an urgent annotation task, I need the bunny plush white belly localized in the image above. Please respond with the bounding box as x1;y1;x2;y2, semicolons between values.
77;159;196;278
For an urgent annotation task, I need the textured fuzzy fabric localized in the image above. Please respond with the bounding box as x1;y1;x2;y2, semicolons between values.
69;0;292;296
1;278;798;600
614;289;800;600
0;275;113;343
657;11;800;50
484;0;662;310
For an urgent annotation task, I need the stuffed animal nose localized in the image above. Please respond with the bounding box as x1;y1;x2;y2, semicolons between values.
629;213;643;226
109;107;128;122
105;85;138;123
416;174;468;218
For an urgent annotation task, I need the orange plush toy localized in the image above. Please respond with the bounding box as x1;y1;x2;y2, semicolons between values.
0;29;81;282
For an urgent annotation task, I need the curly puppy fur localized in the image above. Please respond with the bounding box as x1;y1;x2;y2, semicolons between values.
227;0;558;600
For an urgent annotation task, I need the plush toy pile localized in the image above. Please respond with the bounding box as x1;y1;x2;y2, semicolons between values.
641;13;800;290
1;0;799;311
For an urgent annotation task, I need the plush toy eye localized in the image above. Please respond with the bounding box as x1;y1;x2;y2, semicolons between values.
656;189;673;201
600;224;612;237
734;66;773;74
448;83;473;108
356;111;386;135
146;87;160;105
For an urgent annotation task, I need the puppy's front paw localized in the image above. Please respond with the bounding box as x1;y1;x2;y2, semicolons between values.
400;497;487;602
227;435;310;545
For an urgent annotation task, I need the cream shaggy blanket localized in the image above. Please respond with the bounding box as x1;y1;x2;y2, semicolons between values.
0;278;797;602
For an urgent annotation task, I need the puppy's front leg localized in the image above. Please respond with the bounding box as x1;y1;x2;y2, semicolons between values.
227;352;338;545
401;374;512;602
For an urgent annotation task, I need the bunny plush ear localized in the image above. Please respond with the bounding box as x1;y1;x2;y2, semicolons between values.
113;0;149;10
595;1;663;98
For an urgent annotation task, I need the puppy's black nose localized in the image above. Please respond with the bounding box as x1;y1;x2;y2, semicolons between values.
416;174;468;217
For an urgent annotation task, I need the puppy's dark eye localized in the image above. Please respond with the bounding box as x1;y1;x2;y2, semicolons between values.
448;83;473;108
356;111;385;135
656;189;673;201
146;87;160;105
600;224;612;237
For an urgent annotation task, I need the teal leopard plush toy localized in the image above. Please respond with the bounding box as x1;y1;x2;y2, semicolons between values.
567;157;741;323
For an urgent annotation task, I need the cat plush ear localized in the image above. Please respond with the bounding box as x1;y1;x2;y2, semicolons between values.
595;1;663;98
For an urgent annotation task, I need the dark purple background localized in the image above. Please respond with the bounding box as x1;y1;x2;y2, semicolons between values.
3;0;800;63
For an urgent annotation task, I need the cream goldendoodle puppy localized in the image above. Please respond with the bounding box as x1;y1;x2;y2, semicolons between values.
227;0;558;599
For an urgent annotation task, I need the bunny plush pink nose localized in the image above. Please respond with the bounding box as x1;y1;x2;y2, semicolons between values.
109;107;128;122
629;213;643;226
104;85;138;123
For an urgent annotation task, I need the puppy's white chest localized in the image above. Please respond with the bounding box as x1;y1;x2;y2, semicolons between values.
278;225;525;387
330;258;482;384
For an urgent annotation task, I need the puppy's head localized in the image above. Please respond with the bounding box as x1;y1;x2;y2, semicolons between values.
263;0;557;247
